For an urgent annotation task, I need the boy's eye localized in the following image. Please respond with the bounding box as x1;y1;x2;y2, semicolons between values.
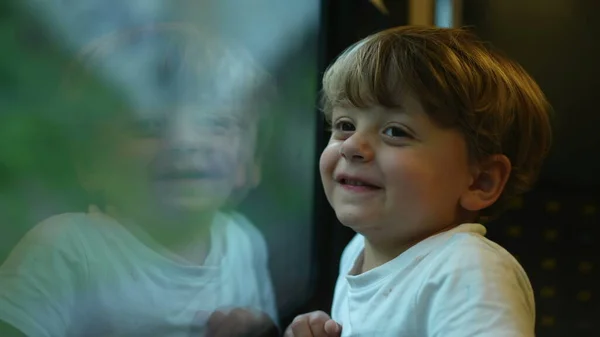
212;119;233;129
202;116;238;134
131;118;165;138
383;126;410;138
333;120;355;132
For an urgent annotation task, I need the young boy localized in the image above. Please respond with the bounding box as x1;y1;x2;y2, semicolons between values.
286;26;552;337
0;25;278;337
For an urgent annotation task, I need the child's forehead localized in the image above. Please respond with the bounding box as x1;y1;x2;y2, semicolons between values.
331;89;424;115
130;103;250;121
331;104;416;118
78;28;266;107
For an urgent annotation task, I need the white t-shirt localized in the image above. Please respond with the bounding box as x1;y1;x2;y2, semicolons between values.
0;211;277;337
331;223;535;337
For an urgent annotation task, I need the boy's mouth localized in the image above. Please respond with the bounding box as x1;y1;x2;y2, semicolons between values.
335;174;381;189
156;169;223;181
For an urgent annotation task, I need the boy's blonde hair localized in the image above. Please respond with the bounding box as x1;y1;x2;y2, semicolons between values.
66;23;275;154
321;26;552;217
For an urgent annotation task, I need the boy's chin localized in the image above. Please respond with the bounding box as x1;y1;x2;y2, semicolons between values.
158;196;226;215
335;205;374;225
335;208;386;234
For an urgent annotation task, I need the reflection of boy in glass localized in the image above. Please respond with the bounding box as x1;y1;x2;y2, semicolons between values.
0;24;278;337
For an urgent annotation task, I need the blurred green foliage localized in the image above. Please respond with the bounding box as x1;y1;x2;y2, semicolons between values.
0;4;131;258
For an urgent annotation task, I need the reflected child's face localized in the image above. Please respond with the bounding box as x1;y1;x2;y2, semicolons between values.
109;103;260;217
74;28;269;219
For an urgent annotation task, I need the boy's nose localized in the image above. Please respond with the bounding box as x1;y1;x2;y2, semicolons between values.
162;116;214;157
164;111;201;143
339;133;374;162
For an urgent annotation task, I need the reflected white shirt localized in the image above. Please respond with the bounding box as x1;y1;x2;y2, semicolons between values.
0;211;277;337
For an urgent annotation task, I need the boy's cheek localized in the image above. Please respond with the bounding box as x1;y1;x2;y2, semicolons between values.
319;142;342;174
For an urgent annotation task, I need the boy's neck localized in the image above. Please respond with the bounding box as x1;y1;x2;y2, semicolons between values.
361;223;458;273
108;205;216;264
362;238;415;273
145;212;214;247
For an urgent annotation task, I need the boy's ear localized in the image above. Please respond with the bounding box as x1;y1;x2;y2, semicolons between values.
235;160;262;189
250;160;262;188
460;154;512;212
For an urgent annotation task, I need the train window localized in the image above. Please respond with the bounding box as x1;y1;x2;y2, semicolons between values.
1;0;322;333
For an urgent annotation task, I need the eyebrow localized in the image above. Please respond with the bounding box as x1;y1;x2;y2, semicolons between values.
378;104;411;117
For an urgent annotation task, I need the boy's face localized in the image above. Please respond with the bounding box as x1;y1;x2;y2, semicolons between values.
112;104;258;216
319;93;474;243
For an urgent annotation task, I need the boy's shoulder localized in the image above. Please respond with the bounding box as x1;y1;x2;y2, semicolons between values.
15;212;134;255
418;226;531;290
432;227;520;269
339;224;524;277
416;227;536;333
2;213;105;278
21;212;95;245
222;211;265;241
217;211;269;263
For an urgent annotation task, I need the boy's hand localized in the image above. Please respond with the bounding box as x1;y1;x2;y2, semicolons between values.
205;308;278;337
283;311;342;337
